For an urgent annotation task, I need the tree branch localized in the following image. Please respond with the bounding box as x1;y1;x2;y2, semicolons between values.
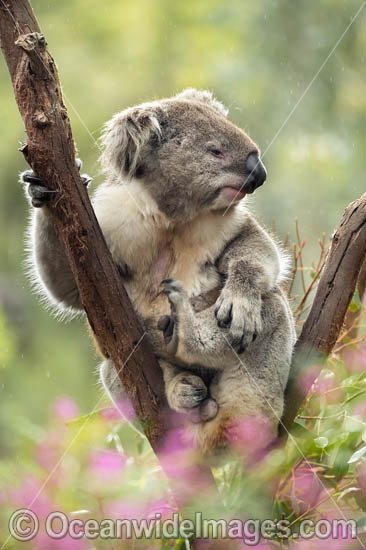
0;2;220;520
341;258;366;341
0;0;168;446
280;193;366;437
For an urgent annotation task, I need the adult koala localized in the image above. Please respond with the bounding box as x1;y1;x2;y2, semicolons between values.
22;89;295;453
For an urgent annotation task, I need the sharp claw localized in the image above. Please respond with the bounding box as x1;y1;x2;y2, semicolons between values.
35;187;58;194
21;171;42;184
157;315;170;331
216;304;232;328
161;278;174;285
31;198;46;208
81;174;92;186
164;317;174;338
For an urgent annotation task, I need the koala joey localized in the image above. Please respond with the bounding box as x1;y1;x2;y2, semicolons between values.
21;89;296;454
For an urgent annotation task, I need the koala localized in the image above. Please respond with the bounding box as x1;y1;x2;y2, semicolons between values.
21;89;296;454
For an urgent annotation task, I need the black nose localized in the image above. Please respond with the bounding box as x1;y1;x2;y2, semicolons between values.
244;153;267;193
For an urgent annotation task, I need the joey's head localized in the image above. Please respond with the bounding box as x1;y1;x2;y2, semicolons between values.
100;89;266;221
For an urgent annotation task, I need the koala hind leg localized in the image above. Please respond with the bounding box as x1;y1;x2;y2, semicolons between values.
99;358;126;407
161;360;218;423
188;291;294;453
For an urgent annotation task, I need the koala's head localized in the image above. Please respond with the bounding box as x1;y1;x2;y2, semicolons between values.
100;88;266;221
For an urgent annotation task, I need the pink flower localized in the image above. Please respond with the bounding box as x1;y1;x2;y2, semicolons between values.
110;397;136;422
98;406;122;421
294;534;358;549
53;396;79;422
33;531;88;550
227;415;272;456
159;428;215;506
343;345;366;373
146;497;177;520
36;431;64;474
352;401;366;419
9;476;54;519
311;369;335;394
286;464;325;515
104;499;147;520
88;449;126;479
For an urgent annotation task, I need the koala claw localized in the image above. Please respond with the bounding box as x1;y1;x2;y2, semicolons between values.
21;170;59;208
157;313;178;355
160;278;186;306
21;160;92;208
215;290;262;352
215;293;232;327
158;279;188;355
168;373;208;412
188;398;219;423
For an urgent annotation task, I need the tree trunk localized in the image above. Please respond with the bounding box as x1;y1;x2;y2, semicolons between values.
0;2;220;523
280;193;366;437
341;259;366;341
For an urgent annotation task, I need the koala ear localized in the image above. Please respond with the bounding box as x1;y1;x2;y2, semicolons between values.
100;106;162;178
175;88;228;118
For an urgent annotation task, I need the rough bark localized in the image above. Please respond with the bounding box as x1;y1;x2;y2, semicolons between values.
342;259;366;340
0;5;223;533
280;193;366;437
0;0;170;447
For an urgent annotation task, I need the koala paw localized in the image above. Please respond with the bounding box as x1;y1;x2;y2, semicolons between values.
20;158;91;208
158;279;189;355
167;373;208;412
190;398;219;423
215;289;262;353
167;373;218;423
160;278;186;307
21;171;58;208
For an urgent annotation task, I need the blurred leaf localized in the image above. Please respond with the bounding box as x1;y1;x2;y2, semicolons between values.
291;421;312;438
336;486;360;502
356;517;366;530
333;432;360;476
348;446;366;465
314;436;328;449
349;289;362;312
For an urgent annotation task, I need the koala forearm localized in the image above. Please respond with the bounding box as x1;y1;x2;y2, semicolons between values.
174;304;244;368
218;216;283;294
30;208;82;311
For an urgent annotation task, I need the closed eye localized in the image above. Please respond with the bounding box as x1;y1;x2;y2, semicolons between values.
209;149;224;158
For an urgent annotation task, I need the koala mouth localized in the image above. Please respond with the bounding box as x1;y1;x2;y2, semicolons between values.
221;185;247;202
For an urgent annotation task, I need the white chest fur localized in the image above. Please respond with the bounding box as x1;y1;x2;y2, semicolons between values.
93;179;247;306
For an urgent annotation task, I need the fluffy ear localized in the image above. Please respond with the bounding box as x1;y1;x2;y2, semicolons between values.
175;88;228;117
100;105;162;178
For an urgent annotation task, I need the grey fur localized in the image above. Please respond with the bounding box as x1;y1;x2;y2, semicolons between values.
22;89;295;452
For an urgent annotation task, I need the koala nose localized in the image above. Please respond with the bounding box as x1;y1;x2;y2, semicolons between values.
244;153;267;193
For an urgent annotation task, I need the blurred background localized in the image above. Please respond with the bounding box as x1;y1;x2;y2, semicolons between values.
0;1;365;546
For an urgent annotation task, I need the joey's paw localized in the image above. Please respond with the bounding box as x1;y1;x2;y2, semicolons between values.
167;373;208;413
158;279;189;355
157;314;177;355
21;170;58;208
160;278;187;309
188;398;219;424
215;290;262;353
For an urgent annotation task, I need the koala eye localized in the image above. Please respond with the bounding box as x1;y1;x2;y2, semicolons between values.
209;149;224;159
